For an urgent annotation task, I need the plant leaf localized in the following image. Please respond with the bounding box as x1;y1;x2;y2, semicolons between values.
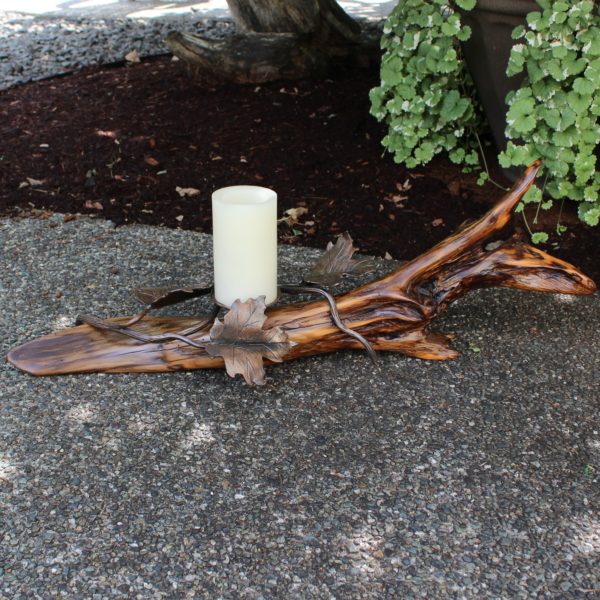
278;206;308;226
206;297;294;385
531;232;549;245
133;284;213;309
304;232;376;286
125;49;140;63
175;186;201;197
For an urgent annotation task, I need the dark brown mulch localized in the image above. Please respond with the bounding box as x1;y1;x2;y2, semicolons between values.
1;55;598;281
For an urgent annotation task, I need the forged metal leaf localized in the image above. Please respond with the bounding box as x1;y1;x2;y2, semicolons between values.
304;232;377;286
206;296;294;385
133;284;213;309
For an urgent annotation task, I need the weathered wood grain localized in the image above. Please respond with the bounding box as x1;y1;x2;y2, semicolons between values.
7;161;596;378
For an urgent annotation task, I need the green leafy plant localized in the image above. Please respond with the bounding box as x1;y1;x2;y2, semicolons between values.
369;0;481;170
371;0;600;231
499;0;600;227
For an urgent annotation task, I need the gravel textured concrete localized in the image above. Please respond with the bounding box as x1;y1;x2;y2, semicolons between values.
0;11;235;91
1;215;599;598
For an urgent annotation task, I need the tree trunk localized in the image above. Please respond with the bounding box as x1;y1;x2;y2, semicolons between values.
165;0;378;83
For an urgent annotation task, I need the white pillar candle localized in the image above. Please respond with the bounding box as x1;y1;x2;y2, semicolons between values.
212;185;278;307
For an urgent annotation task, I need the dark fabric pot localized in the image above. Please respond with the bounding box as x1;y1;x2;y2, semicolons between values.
460;0;540;155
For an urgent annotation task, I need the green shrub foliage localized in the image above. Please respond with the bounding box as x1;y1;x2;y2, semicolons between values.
369;0;481;169
499;0;600;226
371;0;600;228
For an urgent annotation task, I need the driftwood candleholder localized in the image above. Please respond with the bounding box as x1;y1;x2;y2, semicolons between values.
7;162;596;385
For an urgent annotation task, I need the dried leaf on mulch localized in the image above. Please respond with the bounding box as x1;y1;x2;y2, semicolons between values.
125;49;140;63
144;156;160;167
19;177;45;188
278;206;308;226
84;200;103;210
175;186;201;198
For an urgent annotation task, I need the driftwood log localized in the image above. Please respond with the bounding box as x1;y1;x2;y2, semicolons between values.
7;162;596;379
165;0;379;83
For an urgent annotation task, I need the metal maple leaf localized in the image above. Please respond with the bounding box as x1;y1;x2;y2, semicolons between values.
304;232;376;286
205;297;295;385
